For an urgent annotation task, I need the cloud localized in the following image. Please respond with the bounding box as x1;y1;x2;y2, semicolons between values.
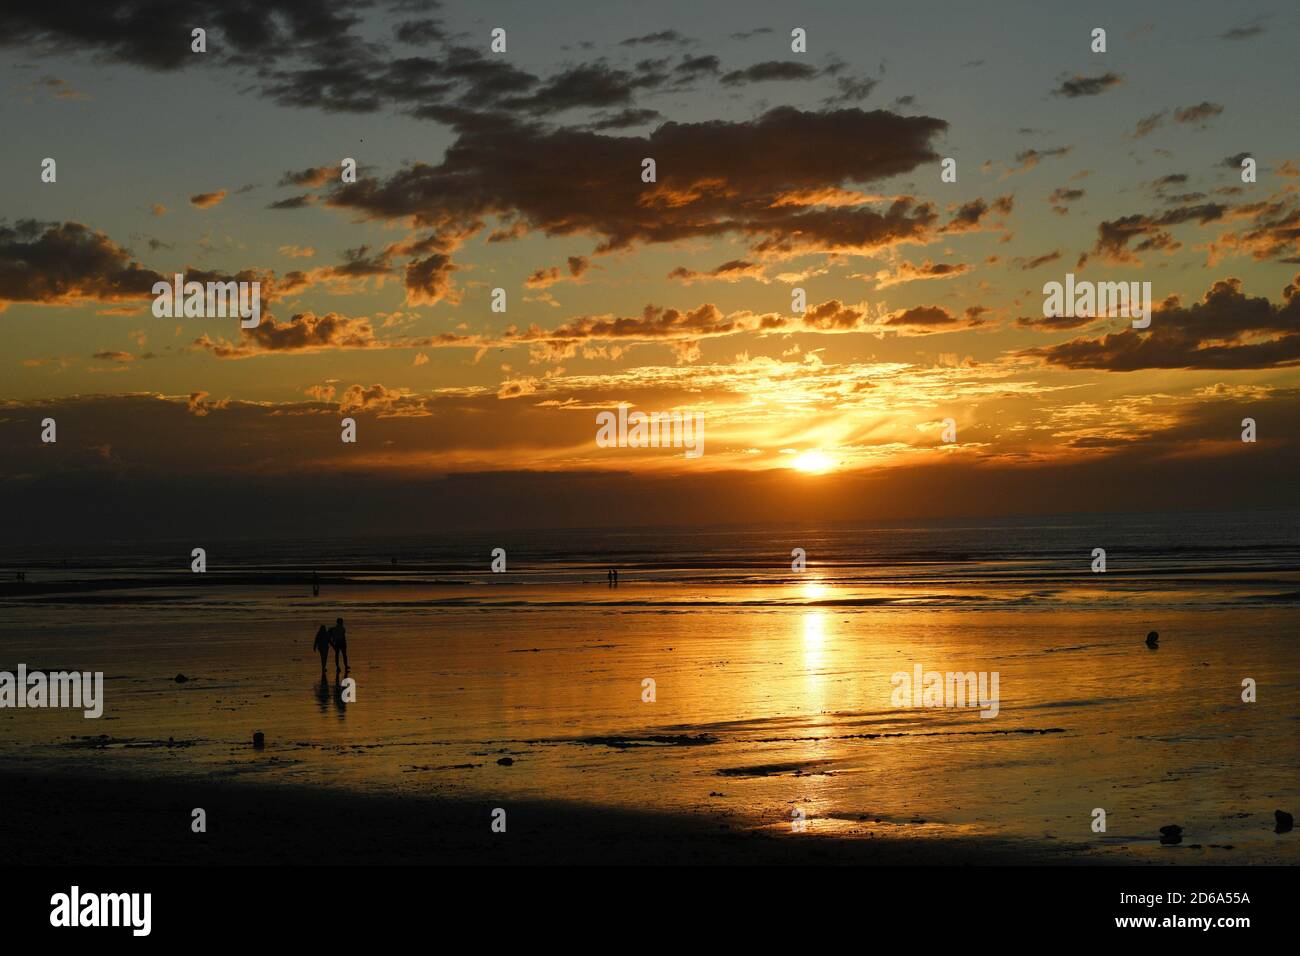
193;311;379;358
1206;196;1300;264
880;305;987;334
267;194;315;210
404;253;458;305
1051;72;1123;98
1133;112;1167;138
278;166;336;188
322;107;948;263
0;220;164;310
869;259;970;289
721;61;819;85
1018;276;1300;370
1012;250;1062;270
1173;101;1224;126
189;190;227;209
1219;22;1266;41
1089;202;1227;264
1005;147;1071;176
674;55;721;78
585;108;662;130
668;259;767;285
526;256;591;289
618;30;690;48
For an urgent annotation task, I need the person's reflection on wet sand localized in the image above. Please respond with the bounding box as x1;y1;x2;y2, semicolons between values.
315;675;330;714
331;674;347;717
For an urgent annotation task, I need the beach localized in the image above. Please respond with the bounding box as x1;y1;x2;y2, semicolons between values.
2;513;1298;865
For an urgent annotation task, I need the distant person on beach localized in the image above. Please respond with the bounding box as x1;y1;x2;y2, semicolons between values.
312;571;319;597
607;569;613;587
330;617;350;674
312;625;330;674
612;568;619;587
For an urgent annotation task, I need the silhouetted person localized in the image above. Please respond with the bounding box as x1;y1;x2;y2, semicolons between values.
612;568;619;587
330;617;350;674
313;624;330;674
607;569;613;587
312;571;320;597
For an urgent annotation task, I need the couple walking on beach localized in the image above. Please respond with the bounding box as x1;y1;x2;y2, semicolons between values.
313;618;349;675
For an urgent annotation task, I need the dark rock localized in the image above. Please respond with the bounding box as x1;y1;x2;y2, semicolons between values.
252;731;265;749
174;674;189;683
1159;824;1183;844
1145;631;1159;648
496;756;514;766
1276;810;1293;833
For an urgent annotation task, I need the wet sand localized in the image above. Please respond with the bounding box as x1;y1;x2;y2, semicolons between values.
0;768;1099;865
2;564;1297;865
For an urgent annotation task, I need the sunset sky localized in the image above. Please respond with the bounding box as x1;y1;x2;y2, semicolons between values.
2;0;1298;540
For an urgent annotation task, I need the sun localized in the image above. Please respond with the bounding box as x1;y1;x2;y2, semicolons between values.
791;450;834;474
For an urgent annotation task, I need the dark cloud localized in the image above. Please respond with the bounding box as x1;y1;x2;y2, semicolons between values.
1209;197;1300;263
1049;187;1085;205
1219;22;1266;41
404;253;458;305
721;61;819;86
585;108;662;130
394;18;446;46
667;260;766;284
1173;101;1224;126
674;55;721;78
278;166;335;187
503;62;667;114
1015;311;1098;332
881;304;986;333
1051;72;1123;98
526;256;591;289
0;0;369;72
267;194;315;210
941;196;1014;233
618;30;690;47
0;220;164;309
1014;250;1062;270
194;311;378;358
189;190;227;209
824;75;879;106
321;107;948;260
1131;111;1166;138
1007;147;1071;175
1090;202;1226;264
1019;276;1300;370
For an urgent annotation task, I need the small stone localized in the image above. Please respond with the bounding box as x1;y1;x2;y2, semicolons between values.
1275;810;1293;833
1145;631;1159;648
252;731;265;749
1159;824;1183;844
496;756;514;766
174;673;189;683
